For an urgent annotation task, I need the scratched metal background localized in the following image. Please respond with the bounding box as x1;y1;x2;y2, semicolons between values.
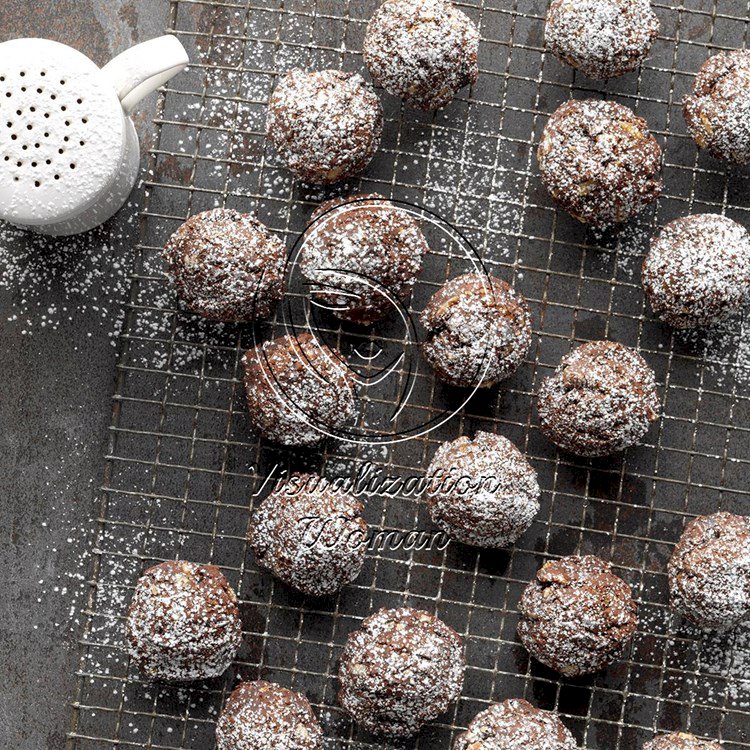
67;1;750;748
0;2;171;748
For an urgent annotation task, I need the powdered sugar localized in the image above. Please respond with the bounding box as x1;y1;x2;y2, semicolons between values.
700;626;750;709
0;209;135;338
36;2;750;748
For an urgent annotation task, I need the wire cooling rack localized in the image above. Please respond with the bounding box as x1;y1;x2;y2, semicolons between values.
68;0;750;748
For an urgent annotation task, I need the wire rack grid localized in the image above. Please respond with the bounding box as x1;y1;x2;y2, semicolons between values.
68;0;750;749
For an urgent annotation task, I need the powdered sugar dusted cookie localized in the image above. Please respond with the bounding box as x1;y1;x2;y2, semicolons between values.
453;698;578;750
301;194;429;324
426;431;540;548
243;333;357;447
644;733;723;750
538;99;662;226
537;340;660;457
126;561;242;682
517;555;638;677
421;273;532;388
338;607;465;736
163;208;286;322
267;69;383;184
668;512;750;631
364;0;479;110
643;214;750;328
249;473;368;597
216;680;323;750
684;50;750;165
545;0;659;79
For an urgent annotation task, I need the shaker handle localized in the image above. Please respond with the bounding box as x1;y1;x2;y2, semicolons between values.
101;35;189;115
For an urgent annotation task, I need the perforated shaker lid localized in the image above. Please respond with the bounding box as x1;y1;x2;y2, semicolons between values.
0;38;127;227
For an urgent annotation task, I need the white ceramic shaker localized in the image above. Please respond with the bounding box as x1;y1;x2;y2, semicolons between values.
0;35;188;236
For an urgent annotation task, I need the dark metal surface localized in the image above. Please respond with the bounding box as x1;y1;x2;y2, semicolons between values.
0;2;168;748
54;0;750;748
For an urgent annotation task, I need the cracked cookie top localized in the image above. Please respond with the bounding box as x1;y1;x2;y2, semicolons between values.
668;512;750;631
453;698;579;750
643;213;750;329
266;69;383;184
425;431;540;549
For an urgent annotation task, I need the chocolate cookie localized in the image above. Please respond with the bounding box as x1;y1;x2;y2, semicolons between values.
684;50;750;164
249;473;368;597
517;555;638;677
644;732;723;750
126;561;242;682
537;99;663;226
338;607;465;737
363;0;480;110
537;340;660;457
243;333;358;447
545;0;659;79
643;214;750;328
453;698;578;750
266;69;383;184
216;680;323;750
163;209;286;322
300;194;429;324
420;273;532;388
425;431;540;548
668;512;750;631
